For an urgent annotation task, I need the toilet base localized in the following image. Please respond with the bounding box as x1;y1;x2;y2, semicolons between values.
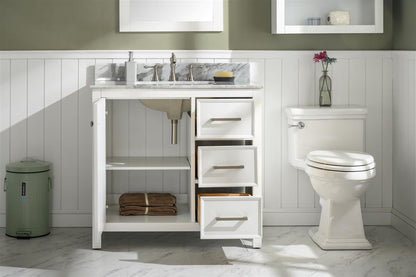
310;197;372;250
309;227;372;250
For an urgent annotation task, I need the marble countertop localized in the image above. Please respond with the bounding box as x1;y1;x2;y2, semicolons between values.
91;81;263;90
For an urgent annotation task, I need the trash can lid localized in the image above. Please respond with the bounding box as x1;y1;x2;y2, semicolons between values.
6;159;51;173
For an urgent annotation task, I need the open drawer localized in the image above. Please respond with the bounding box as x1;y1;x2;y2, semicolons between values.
198;146;258;187
200;196;261;239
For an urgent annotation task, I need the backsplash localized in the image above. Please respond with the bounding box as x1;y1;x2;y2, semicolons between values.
95;63;250;84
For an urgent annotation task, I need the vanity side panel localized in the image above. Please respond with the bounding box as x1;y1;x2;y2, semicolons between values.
92;97;106;249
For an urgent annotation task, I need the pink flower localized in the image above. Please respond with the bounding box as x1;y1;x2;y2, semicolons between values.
313;51;337;71
313;51;328;63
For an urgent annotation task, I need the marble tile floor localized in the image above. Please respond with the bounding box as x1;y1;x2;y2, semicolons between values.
0;226;415;277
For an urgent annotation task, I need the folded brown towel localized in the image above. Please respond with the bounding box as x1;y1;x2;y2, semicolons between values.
119;193;176;207
120;205;177;216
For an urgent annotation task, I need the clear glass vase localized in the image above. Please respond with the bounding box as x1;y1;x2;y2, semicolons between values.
319;70;332;107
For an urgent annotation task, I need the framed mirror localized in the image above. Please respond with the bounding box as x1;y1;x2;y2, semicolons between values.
119;0;223;32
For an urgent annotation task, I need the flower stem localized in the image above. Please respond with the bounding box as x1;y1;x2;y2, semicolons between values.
320;75;326;92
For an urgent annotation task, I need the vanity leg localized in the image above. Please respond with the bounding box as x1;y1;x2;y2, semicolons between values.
252;237;262;249
92;231;102;249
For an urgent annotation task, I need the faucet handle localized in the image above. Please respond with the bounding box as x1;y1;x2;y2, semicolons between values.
187;64;203;82
144;64;161;81
144;64;161;69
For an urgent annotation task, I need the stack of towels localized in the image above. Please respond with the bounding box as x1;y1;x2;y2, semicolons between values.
119;193;177;216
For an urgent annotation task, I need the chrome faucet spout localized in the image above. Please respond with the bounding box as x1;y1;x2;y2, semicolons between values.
169;52;176;82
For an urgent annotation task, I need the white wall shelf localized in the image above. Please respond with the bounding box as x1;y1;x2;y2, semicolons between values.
272;0;383;34
106;156;191;171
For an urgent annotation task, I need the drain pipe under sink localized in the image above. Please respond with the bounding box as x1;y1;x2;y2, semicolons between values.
171;120;178;144
138;99;191;145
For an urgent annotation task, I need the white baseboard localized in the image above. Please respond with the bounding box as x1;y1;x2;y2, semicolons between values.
264;209;392;226
0;210;394;227
0;211;92;228
391;209;416;242
0;208;392;228
49;213;92;227
1;211;410;238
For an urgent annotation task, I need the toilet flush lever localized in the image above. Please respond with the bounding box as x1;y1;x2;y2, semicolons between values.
288;121;305;129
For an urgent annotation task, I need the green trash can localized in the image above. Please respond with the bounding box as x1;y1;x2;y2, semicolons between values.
5;160;51;238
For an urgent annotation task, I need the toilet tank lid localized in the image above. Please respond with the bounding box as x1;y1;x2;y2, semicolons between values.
307;150;374;167
286;105;367;120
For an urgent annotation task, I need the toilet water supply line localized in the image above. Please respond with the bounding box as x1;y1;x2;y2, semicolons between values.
288;121;305;129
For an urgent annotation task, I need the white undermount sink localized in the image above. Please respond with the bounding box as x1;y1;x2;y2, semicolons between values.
139;98;191;144
136;81;213;144
139;99;191;121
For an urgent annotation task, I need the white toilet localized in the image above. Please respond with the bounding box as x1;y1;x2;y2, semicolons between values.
286;106;376;250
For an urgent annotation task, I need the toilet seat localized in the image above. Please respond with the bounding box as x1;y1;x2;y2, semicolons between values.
306;150;375;172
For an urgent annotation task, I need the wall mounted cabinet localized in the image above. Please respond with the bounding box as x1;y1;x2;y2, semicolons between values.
272;0;383;34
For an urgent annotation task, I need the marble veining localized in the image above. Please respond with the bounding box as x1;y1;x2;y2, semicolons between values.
0;226;415;277
91;83;262;90
95;63;250;85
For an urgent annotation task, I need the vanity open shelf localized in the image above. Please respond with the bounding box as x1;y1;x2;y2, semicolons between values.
105;203;198;232
106;156;190;171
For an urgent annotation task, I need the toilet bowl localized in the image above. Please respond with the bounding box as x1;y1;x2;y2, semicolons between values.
286;106;375;250
305;150;375;250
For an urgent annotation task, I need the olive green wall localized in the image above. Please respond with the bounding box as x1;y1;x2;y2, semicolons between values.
0;0;393;50
393;0;416;50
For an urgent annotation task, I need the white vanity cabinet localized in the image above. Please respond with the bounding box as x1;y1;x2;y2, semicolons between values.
91;86;263;249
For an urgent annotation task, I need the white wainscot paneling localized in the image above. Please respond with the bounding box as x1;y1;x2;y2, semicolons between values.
44;59;62;213
0;51;393;227
10;60;28;162
391;52;416;242
0;60;11;215
27;59;45;161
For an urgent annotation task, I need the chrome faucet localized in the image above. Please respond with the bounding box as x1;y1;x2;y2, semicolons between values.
169;52;176;82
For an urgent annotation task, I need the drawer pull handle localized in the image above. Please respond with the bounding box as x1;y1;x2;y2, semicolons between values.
215;216;248;221
210;117;242;122
213;165;245;170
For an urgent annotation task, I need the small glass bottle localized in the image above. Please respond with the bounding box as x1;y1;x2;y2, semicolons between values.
319;70;332;107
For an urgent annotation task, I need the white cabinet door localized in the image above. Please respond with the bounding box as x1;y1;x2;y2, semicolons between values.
200;196;262;239
92;98;106;249
198;146;258;187
196;99;254;140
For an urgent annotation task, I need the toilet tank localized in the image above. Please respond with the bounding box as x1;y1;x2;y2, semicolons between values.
286;106;367;169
